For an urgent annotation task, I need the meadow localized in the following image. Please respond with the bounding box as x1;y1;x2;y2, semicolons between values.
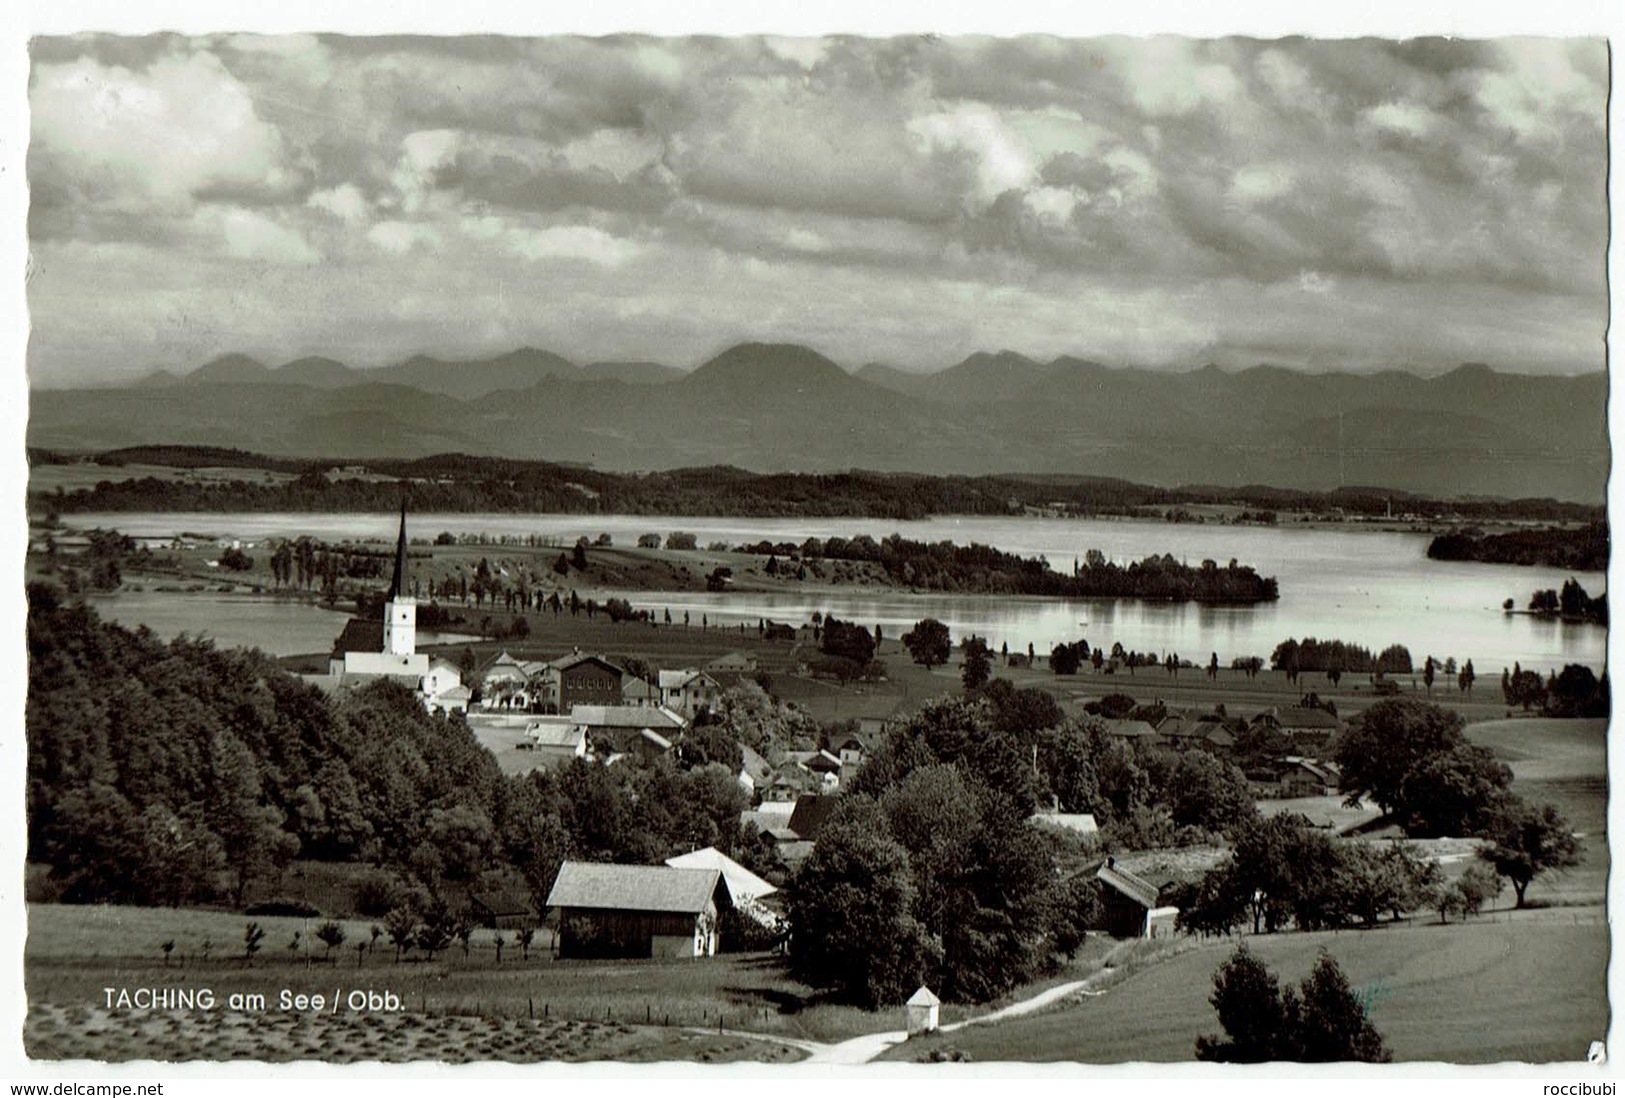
24;902;1117;1061
884;915;1609;1063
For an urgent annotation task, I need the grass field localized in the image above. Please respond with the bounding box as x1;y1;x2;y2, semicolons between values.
26;902;1118;1060
884;915;1609;1064
1465;717;1609;906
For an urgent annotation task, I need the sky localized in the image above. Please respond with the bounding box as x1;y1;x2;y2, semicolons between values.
23;34;1610;386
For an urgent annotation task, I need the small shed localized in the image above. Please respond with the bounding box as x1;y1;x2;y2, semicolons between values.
469;889;537;930
906;986;941;1035
1096;857;1168;939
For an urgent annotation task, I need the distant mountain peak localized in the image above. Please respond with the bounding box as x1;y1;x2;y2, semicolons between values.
689;342;850;387
189;354;271;383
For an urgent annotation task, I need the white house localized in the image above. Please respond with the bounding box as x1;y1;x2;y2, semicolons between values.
658;669;724;718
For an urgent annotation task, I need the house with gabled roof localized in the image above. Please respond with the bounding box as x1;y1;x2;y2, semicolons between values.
664;846;778;915
525;650;624;712
737;743;774;794
658;668;724;718
545;861;730;959
621;677;661;708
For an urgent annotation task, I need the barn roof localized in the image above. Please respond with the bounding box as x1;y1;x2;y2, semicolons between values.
659;668;719;691
787;794;842;840
739;743;774;784
1096;859;1160;910
665;846;777;904
528;720;586;749
1101;719;1160;739
470;890;535;916
1029;811;1100;837
570;705;687;731
545;862;722;915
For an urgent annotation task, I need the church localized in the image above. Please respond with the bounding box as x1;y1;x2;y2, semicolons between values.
307;503;470;716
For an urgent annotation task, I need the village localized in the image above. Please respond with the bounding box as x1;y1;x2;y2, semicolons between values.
104;506;1586;1065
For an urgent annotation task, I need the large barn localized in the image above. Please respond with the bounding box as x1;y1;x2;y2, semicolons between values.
546;862;730;960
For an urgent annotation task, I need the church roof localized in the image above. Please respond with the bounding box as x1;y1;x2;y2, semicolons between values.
332;617;382;656
388;499;408;599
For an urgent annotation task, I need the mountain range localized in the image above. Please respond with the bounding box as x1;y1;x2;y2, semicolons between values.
29;343;1609;501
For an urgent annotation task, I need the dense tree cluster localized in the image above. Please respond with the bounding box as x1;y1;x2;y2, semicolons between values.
1525;579;1608;625
777;536;1279;603
1427;521;1608;571
1196;947;1390;1063
788;699;1099;1007
26;585;752;914
1329;698;1578;906
1174;815;1439;936
39;447;1602;525
1270;638;1413;676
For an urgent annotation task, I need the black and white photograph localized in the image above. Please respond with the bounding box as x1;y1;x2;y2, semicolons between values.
3;3;1618;1083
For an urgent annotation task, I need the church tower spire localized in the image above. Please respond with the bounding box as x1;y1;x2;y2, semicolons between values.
383;495;416;656
389;496;408;599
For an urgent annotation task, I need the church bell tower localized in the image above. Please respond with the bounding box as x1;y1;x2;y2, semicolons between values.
383;499;416;657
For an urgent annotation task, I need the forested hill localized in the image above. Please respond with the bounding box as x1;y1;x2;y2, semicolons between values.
24;586;749;912
31;449;1605;525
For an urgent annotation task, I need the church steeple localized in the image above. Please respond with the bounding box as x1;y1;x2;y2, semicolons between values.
389;497;408;600
382;496;417;657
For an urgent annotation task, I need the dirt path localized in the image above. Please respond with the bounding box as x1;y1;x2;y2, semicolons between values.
718;941;1134;1065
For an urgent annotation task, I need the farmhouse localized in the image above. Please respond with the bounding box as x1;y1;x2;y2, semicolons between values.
1100;719;1161;743
534;651;625;712
664;846;780;929
1277;757;1342;797
621;677;661;708
658;668;724;717
708;652;757;674
737;743;774;794
1095;857;1180;939
1256;706;1343;737
546;862;729;959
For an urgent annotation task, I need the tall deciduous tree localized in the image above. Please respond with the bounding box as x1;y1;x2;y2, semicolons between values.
786;821;938;1009
1478;800;1580;907
901;618;952;669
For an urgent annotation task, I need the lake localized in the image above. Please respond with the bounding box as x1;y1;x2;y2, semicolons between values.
64;511;1606;674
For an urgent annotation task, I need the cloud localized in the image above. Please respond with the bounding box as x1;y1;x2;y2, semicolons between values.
307;183;370;224
367;220;442;255
23;34;1609;384
30;46;298;211
206;207;320;264
505;224;643;266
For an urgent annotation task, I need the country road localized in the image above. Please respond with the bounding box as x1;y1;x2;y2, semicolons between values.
697;941;1131;1065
